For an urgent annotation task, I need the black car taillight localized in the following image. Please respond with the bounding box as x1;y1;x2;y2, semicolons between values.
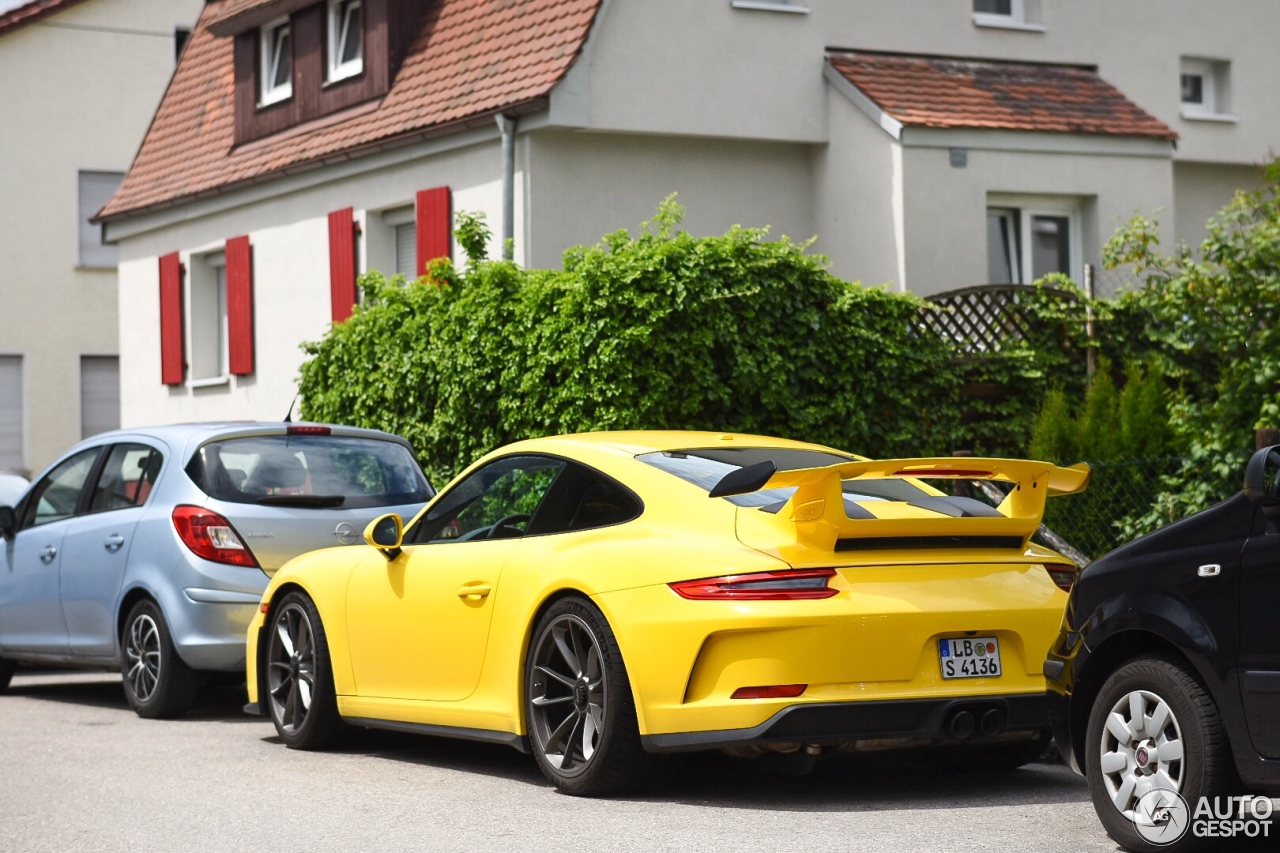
1045;565;1079;593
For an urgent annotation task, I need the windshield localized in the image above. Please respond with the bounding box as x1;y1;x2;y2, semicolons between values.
637;448;942;511
187;435;432;509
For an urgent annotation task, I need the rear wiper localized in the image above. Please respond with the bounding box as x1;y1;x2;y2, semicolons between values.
254;495;346;508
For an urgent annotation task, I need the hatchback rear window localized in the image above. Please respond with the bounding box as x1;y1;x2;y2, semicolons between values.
186;435;432;509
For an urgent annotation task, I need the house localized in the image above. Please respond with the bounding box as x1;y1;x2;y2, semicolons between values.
0;0;203;475
98;0;1279;429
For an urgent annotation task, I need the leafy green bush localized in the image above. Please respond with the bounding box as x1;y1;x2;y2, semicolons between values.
1101;158;1280;522
299;200;960;484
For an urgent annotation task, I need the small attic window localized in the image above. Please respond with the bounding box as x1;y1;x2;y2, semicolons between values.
327;0;363;82
259;17;292;107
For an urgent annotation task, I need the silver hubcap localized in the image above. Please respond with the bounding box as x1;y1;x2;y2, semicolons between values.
124;614;161;702
267;603;316;735
1100;689;1186;821
529;615;605;777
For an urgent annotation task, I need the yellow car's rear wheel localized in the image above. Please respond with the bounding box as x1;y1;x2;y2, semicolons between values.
525;597;652;796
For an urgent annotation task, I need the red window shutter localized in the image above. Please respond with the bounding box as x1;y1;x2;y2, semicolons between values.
158;252;185;385
328;208;357;323
225;235;254;376
416;186;452;276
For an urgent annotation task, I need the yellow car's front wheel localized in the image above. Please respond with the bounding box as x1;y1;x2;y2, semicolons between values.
525;597;655;796
266;592;343;750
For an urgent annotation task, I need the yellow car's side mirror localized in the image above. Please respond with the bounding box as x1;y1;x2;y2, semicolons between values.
364;513;404;560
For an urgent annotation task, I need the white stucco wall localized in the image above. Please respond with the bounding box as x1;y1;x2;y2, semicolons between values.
583;0;1280;168
0;0;202;474
1172;161;1267;248
524;130;815;271
116;137;513;428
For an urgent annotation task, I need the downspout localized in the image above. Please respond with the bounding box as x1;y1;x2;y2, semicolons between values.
496;114;515;261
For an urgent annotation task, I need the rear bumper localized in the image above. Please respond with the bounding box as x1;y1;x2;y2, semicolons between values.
641;692;1048;753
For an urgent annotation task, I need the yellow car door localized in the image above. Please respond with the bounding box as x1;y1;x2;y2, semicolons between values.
344;455;566;702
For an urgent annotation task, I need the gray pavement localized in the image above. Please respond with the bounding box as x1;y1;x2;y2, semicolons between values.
0;671;1121;852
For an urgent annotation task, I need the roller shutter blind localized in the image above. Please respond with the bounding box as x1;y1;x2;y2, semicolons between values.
78;171;124;268
0;356;21;471
80;356;120;439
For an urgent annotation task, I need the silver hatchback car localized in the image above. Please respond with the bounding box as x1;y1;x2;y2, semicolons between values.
0;422;433;717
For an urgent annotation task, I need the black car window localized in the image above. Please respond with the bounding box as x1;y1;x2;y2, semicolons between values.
406;455;565;544
526;462;642;535
19;448;102;530
89;444;163;513
186;435;432;510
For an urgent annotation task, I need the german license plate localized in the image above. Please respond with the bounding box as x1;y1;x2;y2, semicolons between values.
939;636;1002;679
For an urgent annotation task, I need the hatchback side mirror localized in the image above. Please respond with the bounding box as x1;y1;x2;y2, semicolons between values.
364;513;404;560
1243;446;1280;517
0;505;14;540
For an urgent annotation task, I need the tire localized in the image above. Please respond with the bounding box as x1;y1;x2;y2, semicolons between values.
265;591;343;750
0;657;16;692
1085;655;1232;852
525;597;655;796
120;599;200;718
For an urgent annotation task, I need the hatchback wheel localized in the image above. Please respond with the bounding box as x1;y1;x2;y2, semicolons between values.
265;592;342;749
1085;655;1231;851
525;597;655;796
120;600;199;718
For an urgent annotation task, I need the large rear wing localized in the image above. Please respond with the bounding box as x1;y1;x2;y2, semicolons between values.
724;456;1090;558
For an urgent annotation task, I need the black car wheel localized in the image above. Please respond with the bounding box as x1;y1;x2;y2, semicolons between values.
120;599;200;718
1085;655;1231;851
525;597;655;796
265;592;343;749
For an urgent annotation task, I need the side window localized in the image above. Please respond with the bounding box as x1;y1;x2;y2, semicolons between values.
407;456;565;544
19;448;102;530
89;444;163;513
526;463;642;535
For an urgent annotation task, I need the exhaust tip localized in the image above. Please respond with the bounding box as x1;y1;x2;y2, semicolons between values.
980;708;1006;738
947;710;976;740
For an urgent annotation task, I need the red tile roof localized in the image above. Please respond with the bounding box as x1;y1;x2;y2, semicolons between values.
0;0;91;36
100;0;602;220
827;51;1177;141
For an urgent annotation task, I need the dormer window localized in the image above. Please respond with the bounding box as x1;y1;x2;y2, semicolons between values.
327;0;363;83
259;18;292;106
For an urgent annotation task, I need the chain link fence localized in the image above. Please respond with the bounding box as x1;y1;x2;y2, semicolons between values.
1036;456;1186;561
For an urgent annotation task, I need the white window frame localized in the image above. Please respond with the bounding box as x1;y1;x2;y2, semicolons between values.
187;251;230;388
327;0;363;83
987;196;1082;285
259;17;292;107
972;0;1045;32
1180;57;1235;122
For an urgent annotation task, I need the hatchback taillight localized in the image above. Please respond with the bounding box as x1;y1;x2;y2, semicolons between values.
172;505;259;568
1045;565;1079;592
669;569;838;600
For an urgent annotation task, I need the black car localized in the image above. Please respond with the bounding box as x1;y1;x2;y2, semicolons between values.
1046;446;1280;850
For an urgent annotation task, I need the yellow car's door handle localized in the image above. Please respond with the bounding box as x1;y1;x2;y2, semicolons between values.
457;582;492;599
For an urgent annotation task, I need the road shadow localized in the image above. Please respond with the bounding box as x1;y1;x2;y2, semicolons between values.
261;723;1093;813
5;673;262;723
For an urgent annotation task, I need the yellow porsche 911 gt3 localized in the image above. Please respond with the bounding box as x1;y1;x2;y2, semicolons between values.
244;431;1088;795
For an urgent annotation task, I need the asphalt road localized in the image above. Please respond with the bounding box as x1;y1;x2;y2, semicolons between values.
0;671;1123;852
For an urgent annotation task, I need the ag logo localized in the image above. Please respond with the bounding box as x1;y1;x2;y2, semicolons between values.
1132;788;1190;845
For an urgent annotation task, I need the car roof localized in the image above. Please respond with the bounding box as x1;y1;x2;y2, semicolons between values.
81;421;410;446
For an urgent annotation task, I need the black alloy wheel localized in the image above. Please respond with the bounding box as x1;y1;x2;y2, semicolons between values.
265;591;343;749
525;597;656;796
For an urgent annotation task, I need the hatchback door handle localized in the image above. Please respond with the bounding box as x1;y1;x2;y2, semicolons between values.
39;545;57;564
457;582;492;600
104;534;125;553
